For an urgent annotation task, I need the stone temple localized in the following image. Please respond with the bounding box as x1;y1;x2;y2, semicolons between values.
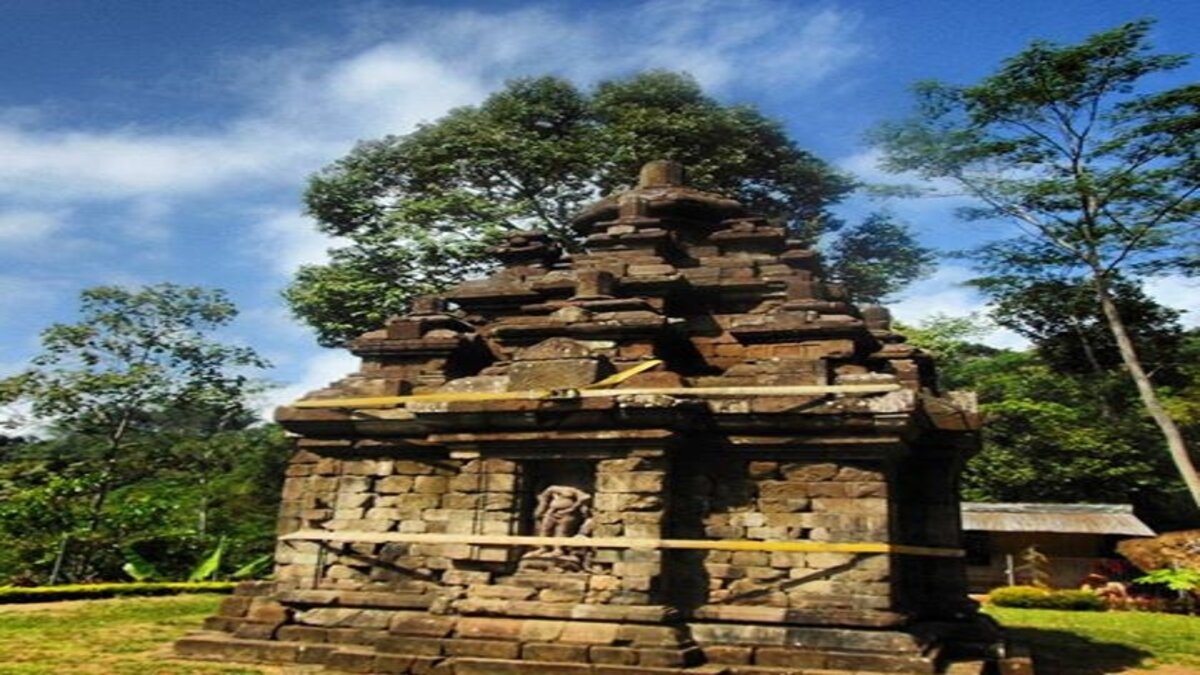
178;161;1021;673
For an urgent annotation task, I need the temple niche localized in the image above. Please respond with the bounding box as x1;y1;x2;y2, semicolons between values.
177;161;1028;674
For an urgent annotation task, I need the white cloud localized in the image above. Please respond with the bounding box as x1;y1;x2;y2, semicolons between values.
0;126;297;200
0;275;59;317
0;209;66;245
256;349;360;420
888;265;1028;350
0;1;869;207
1144;275;1200;327
244;208;346;277
0;0;875;414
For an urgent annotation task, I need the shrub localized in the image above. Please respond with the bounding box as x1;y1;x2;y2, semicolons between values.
0;581;235;604
989;585;1106;611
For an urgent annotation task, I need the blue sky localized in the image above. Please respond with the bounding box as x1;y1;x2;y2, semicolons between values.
2;0;1198;418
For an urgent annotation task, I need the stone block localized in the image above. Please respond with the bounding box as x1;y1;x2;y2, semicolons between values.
378;476;415;494
450;473;517;493
468;584;537;600
245;599;291;624
597;457;658;472
338;476;373;493
780;463;839;482
443;638;521;659
397;520;428;533
754;647;828;669
539;588;585;603
509;358;601;390
612;561;658;577
442;493;481;509
730;551;769;567
297;608;394;629
639;647;700;667
413;475;449;494
483;493;516;510
703;645;753;664
455;617;525;641
325;648;375;673
560;621;620;644
388;461;432;475
389;614;457;637
836;465;884;481
443;569;492;585
392;494;442;510
597;471;664;493
510;572;589;591
594;493;663;511
518;619;567;642
276;625;329;643
807;482;848;497
845;481;889;498
811;497;888;515
588;574;620;590
231;620;277;641
523;642;590;662
747;461;779;479
614;624;683;647
374;654;417;674
758;481;811;499
825;651;936;673
623;524;659;539
217;596;251;617
177;635;304;663
746;565;787;580
202;616;242;632
377;635;445;655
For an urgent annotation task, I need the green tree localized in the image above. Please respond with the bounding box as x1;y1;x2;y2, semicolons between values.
873;20;1200;506
984;277;1183;379
0;284;269;579
290;71;927;347
824;213;936;303
903;315;1194;529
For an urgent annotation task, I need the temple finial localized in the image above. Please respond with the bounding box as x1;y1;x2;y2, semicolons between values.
638;159;685;188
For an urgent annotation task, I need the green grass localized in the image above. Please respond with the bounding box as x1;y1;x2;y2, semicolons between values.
986;605;1200;673
0;594;270;675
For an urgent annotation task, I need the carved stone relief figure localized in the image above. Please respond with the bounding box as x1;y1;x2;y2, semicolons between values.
521;484;594;571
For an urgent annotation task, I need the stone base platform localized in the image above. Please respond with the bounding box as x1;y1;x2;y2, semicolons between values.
176;583;1017;674
174;628;1010;675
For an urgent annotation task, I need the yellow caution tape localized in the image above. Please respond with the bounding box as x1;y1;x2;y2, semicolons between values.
292;359;664;409
280;530;963;558
290;359;901;409
587;358;664;387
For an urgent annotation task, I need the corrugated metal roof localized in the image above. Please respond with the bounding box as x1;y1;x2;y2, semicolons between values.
961;502;1155;537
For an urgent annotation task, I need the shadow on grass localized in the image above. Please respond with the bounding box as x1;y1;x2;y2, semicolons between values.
1005;626;1150;674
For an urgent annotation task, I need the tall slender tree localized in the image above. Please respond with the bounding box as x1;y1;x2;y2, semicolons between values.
0;284;269;577
873;20;1200;506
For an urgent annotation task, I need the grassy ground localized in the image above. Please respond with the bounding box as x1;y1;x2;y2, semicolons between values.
0;594;272;675
0;594;1196;674
985;605;1200;674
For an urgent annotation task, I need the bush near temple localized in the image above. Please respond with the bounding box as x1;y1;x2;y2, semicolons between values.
989;586;1106;611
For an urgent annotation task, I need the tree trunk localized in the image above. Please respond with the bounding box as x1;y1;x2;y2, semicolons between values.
1068;315;1117;419
1094;276;1200;508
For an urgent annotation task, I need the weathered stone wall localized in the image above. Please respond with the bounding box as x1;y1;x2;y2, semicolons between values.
274;443;677;611
668;457;894;624
275;447;522;596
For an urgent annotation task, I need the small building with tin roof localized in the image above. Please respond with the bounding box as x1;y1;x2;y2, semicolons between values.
960;502;1155;592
